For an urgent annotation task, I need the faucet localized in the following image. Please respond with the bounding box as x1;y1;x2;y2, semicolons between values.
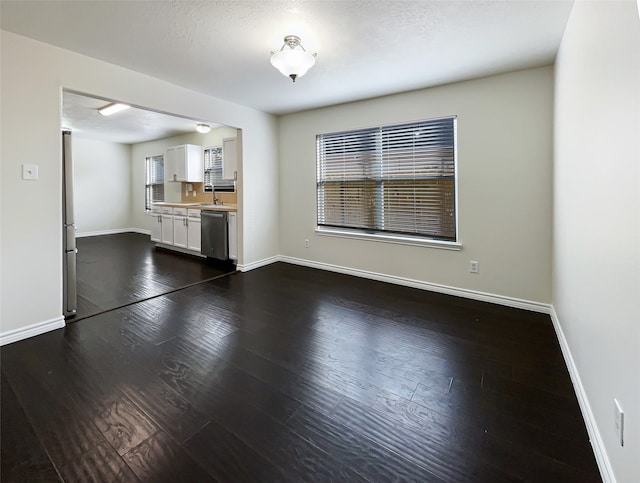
212;186;219;205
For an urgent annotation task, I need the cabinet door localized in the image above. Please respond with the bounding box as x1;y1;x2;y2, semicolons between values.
185;145;203;182
173;216;188;248
228;212;237;261
149;213;162;242
174;145;187;181
165;147;177;182
222;138;237;181
187;218;201;252
161;215;174;244
167;145;203;182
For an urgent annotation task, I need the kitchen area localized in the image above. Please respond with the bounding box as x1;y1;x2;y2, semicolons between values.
148;135;239;263
64;92;243;319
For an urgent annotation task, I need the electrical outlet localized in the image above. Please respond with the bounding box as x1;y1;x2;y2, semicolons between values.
304;239;310;248
469;261;479;274
614;399;624;446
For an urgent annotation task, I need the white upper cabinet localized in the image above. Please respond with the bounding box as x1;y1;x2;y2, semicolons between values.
222;137;238;181
166;144;203;182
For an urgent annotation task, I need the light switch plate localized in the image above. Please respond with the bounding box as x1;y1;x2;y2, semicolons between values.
22;163;38;180
614;398;624;446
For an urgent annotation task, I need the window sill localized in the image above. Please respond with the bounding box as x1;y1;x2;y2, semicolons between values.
315;227;462;251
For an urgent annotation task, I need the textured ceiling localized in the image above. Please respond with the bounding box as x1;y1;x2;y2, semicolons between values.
1;0;574;116
62;91;221;144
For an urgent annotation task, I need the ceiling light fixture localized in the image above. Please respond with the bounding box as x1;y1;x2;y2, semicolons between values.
98;103;131;116
270;35;317;83
196;123;211;134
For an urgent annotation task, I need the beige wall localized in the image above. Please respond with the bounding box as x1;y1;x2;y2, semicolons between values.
278;66;554;304
554;1;640;481
74;137;132;236
0;30;279;336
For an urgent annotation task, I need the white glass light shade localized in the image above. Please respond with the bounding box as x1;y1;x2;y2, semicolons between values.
270;49;316;81
196;123;211;134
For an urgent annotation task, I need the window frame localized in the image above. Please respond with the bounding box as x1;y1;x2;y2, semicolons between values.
203;145;235;193
144;154;164;211
316;116;461;250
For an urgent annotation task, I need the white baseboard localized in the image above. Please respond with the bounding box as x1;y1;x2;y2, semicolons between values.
0;316;65;346
0;255;609;483
278;256;551;314
0;253;609;481
237;255;280;272
273;256;610;479
549;307;614;483
77;228;150;238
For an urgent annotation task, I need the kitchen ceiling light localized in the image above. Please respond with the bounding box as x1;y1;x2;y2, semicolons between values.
98;103;131;116
270;35;317;83
196;123;211;134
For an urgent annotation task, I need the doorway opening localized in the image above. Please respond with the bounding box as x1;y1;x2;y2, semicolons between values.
62;91;241;320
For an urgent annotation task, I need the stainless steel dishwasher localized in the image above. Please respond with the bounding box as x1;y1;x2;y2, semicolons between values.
201;210;228;260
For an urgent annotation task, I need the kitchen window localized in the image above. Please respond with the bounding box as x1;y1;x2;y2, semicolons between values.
316;116;458;246
145;154;164;210
203;146;234;192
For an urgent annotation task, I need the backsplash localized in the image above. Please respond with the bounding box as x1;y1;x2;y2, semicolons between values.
181;182;237;205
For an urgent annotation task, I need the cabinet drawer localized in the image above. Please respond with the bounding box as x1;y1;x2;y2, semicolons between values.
160;207;174;215
173;207;188;216
187;209;202;219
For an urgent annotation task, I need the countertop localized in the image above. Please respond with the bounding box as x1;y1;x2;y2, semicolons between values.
152;202;237;212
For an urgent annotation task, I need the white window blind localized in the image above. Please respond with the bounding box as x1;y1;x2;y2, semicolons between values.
317;116;456;241
204;146;234;192
145;155;164;210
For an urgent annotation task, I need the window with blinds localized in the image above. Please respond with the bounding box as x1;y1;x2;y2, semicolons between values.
145;155;164;211
203;146;234;192
317;116;457;241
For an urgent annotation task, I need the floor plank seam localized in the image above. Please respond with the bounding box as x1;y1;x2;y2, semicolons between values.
2;253;601;482
67;270;239;323
1;371;68;483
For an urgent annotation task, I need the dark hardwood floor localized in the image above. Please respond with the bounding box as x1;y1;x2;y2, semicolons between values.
73;232;235;320
1;262;601;482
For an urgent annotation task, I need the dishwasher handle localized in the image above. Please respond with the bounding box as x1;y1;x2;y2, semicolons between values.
202;211;226;218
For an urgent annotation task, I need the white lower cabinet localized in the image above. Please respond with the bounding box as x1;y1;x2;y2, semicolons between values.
228;212;237;261
160;207;174;246
187;210;201;252
149;212;162;242
173;217;188;248
161;215;174;244
151;205;235;260
173;208;188;248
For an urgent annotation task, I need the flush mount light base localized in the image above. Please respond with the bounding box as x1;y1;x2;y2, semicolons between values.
270;35;317;82
196;123;211;134
283;35;302;49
